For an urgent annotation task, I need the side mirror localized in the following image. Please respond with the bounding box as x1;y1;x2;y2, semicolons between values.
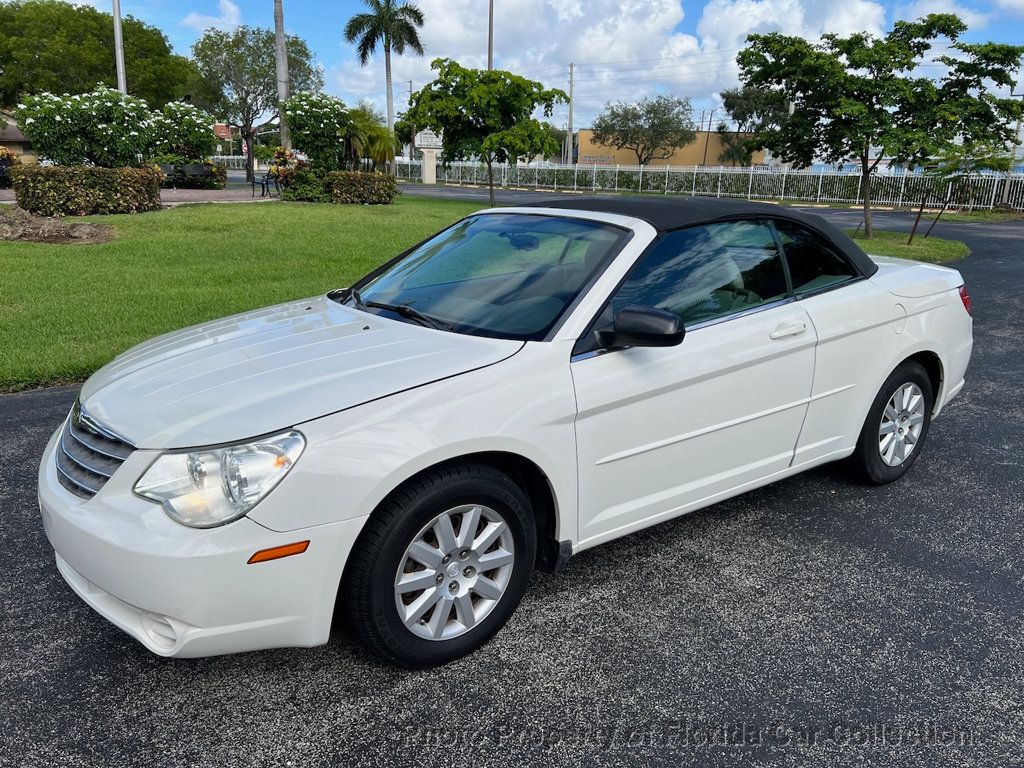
600;305;685;348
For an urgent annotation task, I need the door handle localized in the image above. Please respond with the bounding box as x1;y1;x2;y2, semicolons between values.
769;321;807;340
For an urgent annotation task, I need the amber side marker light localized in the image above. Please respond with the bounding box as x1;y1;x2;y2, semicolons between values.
248;540;310;564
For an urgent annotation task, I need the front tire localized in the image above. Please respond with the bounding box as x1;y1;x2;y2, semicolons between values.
851;360;934;485
342;462;535;667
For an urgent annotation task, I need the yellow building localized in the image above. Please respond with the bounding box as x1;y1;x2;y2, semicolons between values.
1;110;35;162
576;128;765;167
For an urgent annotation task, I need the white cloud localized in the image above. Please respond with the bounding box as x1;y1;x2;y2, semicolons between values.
181;0;241;33
331;0;900;129
900;0;989;28
994;0;1024;13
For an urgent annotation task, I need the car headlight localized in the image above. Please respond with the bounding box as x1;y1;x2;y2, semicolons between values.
134;431;305;528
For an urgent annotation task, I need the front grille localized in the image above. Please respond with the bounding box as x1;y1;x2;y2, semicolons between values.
55;401;134;499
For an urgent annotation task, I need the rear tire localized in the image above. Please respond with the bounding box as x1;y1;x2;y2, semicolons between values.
851;360;934;485
343;462;535;668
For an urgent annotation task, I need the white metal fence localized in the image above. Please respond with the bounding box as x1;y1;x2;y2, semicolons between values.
393;159;1024;211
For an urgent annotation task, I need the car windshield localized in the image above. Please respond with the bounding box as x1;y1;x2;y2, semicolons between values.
347;213;628;341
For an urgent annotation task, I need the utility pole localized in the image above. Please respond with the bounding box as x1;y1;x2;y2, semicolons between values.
565;62;574;165
111;0;127;94
701;106;717;166
273;0;291;149
487;0;494;70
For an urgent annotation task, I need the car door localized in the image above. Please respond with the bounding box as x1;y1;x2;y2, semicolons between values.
571;218;817;547
770;218;901;466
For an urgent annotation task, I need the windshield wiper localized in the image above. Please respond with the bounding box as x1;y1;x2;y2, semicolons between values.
364;299;454;332
335;287;453;332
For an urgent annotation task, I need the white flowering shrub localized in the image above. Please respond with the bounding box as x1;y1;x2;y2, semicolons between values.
17;85;154;167
149;102;217;161
282;92;348;170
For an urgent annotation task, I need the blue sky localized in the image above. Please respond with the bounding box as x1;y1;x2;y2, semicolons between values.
98;0;1024;127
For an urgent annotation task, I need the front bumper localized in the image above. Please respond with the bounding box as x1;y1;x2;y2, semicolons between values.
38;427;367;658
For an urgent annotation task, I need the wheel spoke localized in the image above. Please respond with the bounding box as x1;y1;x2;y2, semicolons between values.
425;597;451;639
473;575;503;600
396;569;439;595
904;430;918;446
404;586;443;626
457;506;482;549
434;513;458;553
879;421;898;435
477;548;514;570
879;433;896;454
454;593;476;629
908;412;925;426
900;384;913;411
408;540;444;569
884;403;899;422
883;437;898;465
473;520;506;553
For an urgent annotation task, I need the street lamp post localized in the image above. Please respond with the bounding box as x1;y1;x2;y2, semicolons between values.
112;0;127;94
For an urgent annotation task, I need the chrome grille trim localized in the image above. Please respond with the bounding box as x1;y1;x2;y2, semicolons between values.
54;401;135;500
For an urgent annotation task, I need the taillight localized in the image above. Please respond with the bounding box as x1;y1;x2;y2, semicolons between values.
959;285;972;316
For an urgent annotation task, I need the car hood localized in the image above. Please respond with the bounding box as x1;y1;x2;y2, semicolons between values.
79;296;524;448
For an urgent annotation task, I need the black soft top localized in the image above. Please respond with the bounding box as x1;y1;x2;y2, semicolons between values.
517;196;878;277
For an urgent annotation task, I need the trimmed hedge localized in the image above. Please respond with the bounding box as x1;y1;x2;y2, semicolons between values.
281;166;330;203
11;166;162;216
326;171;399;205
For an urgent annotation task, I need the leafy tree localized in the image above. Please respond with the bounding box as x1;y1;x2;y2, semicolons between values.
407;58;566;205
192;26;323;181
591;96;696;166
737;14;1024;236
149;102;217;161
394;117;415;156
18;85;154;167
0;0;194;109
282;92;349;170
542;123;568;160
344;0;425;141
717;86;789;166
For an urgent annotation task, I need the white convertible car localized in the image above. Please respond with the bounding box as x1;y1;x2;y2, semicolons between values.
38;198;973;667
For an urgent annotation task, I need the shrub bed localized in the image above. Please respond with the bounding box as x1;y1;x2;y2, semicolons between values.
326;171;399;205
282;166;330;203
12;166;162;216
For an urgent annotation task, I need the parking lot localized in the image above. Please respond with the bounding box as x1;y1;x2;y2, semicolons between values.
2;201;1022;767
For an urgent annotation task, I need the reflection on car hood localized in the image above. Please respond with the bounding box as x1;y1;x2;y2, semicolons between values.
79;296;524;448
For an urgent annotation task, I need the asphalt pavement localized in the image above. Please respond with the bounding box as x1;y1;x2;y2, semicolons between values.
2;196;1022;767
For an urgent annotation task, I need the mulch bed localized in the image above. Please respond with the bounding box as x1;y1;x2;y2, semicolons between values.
0;207;115;244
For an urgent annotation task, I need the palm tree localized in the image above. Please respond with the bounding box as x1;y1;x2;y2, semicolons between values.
343;0;425;146
274;0;291;149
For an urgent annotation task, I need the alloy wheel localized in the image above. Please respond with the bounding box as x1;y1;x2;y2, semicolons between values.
878;382;926;467
394;504;516;641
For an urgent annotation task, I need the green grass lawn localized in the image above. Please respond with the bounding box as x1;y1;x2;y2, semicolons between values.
0;198;968;392
846;229;969;263
0;199;482;391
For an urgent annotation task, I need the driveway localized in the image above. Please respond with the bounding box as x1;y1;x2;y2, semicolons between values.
1;204;1022;767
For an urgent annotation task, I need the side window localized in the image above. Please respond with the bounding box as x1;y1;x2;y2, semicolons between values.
608;219;789;327
774;219;858;294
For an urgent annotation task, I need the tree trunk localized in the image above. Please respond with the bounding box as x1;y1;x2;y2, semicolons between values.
244;131;255;183
384;43;395;175
860;164;873;239
486;156;496;207
274;0;291;150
